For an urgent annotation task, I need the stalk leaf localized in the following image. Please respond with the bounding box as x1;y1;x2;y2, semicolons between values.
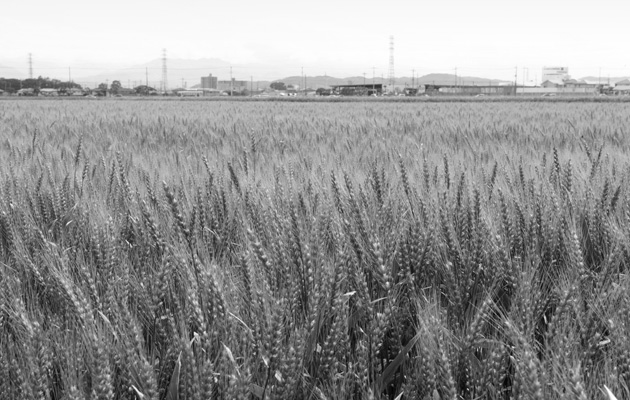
165;353;181;400
375;330;422;392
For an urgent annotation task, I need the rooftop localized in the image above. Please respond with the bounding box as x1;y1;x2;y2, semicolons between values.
330;83;384;88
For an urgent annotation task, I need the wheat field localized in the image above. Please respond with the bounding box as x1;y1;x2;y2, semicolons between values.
0;99;629;399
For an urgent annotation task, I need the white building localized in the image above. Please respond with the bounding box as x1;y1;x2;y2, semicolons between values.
542;67;569;83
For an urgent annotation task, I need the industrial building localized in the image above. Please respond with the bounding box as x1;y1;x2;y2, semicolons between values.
201;74;218;89
217;78;248;92
517;85;600;95
199;74;248;92
418;66;609;97
423;84;515;96
542;67;569;84
329;83;384;96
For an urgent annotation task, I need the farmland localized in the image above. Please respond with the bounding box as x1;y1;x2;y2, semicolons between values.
1;99;629;399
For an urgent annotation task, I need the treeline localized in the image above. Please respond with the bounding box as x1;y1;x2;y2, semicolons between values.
0;76;82;93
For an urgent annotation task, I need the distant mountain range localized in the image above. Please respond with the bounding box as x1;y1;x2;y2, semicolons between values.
189;74;510;90
263;74;508;87
1;56;628;89
68;58;302;88
0;57;512;89
579;76;629;85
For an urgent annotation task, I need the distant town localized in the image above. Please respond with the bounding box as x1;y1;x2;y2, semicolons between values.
1;66;629;98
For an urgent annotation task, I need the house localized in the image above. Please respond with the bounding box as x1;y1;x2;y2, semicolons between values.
40;88;59;96
114;88;135;96
177;90;204;97
541;80;563;88
613;80;630;95
17;88;36;96
613;86;630;94
0;89;5;96
90;88;107;97
563;79;592;88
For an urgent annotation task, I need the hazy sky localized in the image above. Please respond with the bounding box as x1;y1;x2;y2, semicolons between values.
2;0;628;81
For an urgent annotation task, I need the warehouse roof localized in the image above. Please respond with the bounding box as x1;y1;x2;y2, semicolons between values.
330;83;384;88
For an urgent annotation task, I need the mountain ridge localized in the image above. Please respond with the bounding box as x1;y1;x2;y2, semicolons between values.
0;57;514;88
3;57;626;88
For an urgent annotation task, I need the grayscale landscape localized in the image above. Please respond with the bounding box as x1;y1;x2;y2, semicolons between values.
1;1;629;399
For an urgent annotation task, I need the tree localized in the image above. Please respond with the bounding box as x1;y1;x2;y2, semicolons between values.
110;80;122;95
0;78;21;93
21;78;39;89
134;85;156;96
57;81;82;90
270;81;287;91
316;88;331;96
98;83;108;91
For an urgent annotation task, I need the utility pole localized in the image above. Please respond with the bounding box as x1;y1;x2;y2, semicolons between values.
455;67;457;87
412;69;415;88
388;35;395;93
526;68;530;86
301;66;304;94
161;48;168;93
514;66;518;95
230;66;233;96
68;67;72;83
145;67;149;88
372;67;375;95
302;67;307;94
250;76;253;97
28;53;33;79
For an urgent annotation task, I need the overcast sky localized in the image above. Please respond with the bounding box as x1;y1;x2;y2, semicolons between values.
1;0;628;81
